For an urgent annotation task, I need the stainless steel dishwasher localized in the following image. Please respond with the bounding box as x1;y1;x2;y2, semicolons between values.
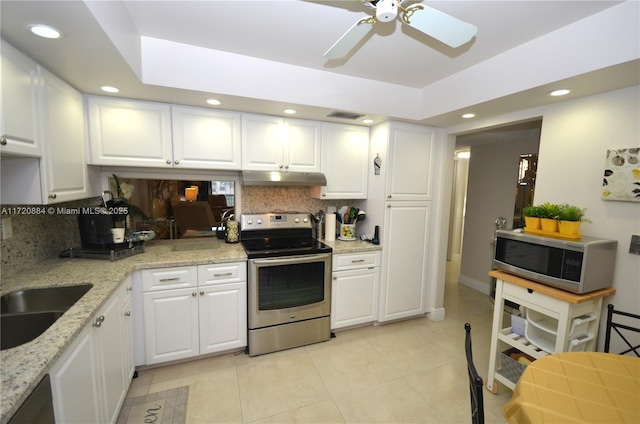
8;374;55;424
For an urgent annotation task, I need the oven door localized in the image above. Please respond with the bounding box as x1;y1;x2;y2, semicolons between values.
248;253;331;329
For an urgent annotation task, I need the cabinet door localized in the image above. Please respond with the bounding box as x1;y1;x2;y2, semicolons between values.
121;296;135;383
199;282;247;354
379;201;431;322
40;68;91;204
331;267;379;329
94;290;127;424
313;123;369;199
50;325;102;424
241;113;284;170
386;124;435;201
0;40;41;157
143;288;199;364
284;118;321;172
172;106;242;170
86;96;172;167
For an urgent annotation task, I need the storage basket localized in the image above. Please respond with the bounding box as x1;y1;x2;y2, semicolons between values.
501;348;531;384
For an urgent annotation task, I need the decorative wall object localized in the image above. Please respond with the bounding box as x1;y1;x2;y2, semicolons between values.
602;148;640;202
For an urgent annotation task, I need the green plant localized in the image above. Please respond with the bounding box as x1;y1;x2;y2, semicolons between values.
558;204;591;223
523;205;542;218
538;202;562;219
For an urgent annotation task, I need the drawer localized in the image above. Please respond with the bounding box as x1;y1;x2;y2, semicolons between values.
198;262;246;286
141;267;197;292
333;251;380;271
501;281;563;317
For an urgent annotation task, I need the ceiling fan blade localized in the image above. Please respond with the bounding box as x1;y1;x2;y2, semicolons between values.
402;4;477;48
324;17;375;59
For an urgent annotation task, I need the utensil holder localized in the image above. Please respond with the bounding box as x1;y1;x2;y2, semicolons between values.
339;223;356;240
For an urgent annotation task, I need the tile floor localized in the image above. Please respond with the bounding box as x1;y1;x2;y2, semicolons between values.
125;260;513;423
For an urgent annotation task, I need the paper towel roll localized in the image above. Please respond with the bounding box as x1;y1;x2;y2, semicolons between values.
325;214;336;241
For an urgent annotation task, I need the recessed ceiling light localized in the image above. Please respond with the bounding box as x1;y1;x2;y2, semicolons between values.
457;151;471;159
27;24;62;39
206;99;221;106
462;113;475;119
284;109;296;115
549;88;571;97
362;118;373;124
100;86;120;93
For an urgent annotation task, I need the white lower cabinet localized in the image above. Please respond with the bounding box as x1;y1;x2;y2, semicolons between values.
331;251;380;330
50;279;132;424
141;262;247;365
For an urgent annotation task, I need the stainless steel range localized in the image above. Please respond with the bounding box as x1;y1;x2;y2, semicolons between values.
240;212;332;356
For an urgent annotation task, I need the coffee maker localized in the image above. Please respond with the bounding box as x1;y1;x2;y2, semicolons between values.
61;191;144;261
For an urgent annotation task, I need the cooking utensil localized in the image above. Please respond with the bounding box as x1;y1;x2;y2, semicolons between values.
356;210;366;222
335;212;342;224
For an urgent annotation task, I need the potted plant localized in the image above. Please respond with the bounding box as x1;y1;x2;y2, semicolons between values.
557;204;589;235
523;205;542;230
538;202;561;232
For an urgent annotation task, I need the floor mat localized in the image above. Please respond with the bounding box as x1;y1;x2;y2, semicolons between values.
116;386;189;424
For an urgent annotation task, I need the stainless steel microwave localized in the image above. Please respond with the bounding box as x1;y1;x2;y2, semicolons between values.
493;229;617;294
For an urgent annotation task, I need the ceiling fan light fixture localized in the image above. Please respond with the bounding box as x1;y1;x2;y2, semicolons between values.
27;24;62;39
375;0;398;22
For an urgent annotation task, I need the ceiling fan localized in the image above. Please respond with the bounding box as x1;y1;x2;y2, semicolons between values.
324;0;478;59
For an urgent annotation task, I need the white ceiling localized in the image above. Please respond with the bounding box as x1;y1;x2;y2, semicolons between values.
1;0;638;128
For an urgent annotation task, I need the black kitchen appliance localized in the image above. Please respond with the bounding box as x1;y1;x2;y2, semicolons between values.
240;212;332;356
60;191;144;261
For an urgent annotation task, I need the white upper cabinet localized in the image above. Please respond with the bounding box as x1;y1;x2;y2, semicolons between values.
0;39;41;157
385;123;435;201
242;113;321;172
1;62;92;205
86;96;173;167
171;106;242;170
39;68;91;203
312;123;369;199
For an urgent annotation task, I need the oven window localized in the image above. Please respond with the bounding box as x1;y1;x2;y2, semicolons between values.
257;262;325;310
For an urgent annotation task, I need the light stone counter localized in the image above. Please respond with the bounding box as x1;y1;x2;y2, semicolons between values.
0;237;380;421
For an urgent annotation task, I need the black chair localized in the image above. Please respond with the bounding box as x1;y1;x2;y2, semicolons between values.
604;304;640;356
465;323;485;424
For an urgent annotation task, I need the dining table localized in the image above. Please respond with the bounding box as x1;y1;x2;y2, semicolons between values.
502;351;640;423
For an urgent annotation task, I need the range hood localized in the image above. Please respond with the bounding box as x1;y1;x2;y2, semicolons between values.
242;170;327;186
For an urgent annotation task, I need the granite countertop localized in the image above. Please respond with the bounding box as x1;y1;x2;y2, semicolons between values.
0;237;380;421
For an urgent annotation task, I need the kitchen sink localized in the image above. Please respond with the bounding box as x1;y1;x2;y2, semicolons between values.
1;311;66;350
0;284;93;350
1;284;93;314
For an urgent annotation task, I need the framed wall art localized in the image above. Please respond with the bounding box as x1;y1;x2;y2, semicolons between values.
602;148;640;202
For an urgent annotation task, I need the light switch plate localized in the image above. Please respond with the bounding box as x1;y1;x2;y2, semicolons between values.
630;234;640;255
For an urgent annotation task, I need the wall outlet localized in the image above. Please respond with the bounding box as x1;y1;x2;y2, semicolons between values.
1;217;13;240
630;234;640;255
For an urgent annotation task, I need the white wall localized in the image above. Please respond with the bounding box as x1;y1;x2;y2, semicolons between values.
534;86;640;343
443;85;640;349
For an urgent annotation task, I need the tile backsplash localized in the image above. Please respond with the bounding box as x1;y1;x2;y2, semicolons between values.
1;186;357;279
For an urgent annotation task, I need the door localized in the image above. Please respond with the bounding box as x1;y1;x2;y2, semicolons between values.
143;288;199;364
172;106;242;170
379;201;431;322
199;282;247;354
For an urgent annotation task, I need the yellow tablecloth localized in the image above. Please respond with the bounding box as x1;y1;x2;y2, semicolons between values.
502;352;640;423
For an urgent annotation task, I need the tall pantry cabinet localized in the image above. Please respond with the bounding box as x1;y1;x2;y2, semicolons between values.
365;122;437;322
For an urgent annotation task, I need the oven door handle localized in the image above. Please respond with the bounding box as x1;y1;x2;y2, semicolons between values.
250;253;330;266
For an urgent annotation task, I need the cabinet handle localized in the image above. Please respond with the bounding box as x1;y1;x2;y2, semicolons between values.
48;193;57;199
124;311;131;317
93;315;105;327
351;259;365;263
214;272;233;277
333;276;337;280
0;136;6;146
192;292;197;297
97;315;105;322
387;194;392;198
166;159;171;165
200;291;205;295
279;164;284;169
322;194;326;197
387;204;391;208
126;287;132;291
284;164;289;169
174;159;179;165
159;277;180;282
